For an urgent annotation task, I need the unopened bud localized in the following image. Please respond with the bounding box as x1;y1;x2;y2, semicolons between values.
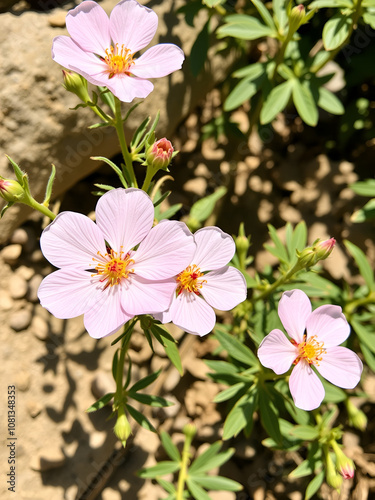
183;423;197;440
331;441;355;479
297;237;336;268
114;406;131;447
146;138;174;171
0;177;26;203
325;450;343;492
289;4;306;33
235;223;251;270
345;399;367;431
62;70;91;103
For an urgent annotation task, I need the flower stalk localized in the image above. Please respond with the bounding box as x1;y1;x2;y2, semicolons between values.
176;424;196;500
114;97;138;187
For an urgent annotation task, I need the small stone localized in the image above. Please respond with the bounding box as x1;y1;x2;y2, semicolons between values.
10;309;32;331
0;290;13;311
30;446;66;471
1;244;22;265
26;400;42;418
234;440;256;460
10;228;28;246
163;368;181;392
154;394;181;420
30;249;44;263
15;371;31;391
185;355;209;380
31;315;49;341
16;265;35;281
91;372;116;401
48;11;67;27
9;274;28;299
89;431;107;450
27;274;43;303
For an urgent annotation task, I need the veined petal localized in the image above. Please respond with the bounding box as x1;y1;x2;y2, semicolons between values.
201;266;247;311
84;285;132;339
193;227;235;271
278;289;312;344
257;329;298;375
121;276;176;315
106;73;154;102
95;188;154;253
40;212;107;269
109;0;158;53
65;0;110;56
133;221;195;280
52;36;108;83
289;361;325;411
153;309;172;324
306;304;350;347
37;269;98;319
316;346;363;389
131;44;185;78
168;291;216;336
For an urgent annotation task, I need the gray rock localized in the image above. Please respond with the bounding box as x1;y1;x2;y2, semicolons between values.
10;309;32;331
9;274;28;300
1;244;22;265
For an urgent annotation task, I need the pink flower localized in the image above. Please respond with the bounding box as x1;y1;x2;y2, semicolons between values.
52;0;185;102
38;188;195;339
155;227;247;336
257;289;363;411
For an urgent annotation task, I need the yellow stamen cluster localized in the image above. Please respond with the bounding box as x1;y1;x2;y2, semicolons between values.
293;335;326;366
92;247;134;290
176;264;206;296
104;44;134;78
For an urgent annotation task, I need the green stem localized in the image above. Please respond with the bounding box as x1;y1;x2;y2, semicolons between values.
344;290;375;317
141;166;156;193
26;197;56;220
114;97;137;188
252;260;304;302
176;426;195;500
114;326;132;406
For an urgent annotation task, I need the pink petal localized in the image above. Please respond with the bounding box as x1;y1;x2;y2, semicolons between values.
306;304;350;348
40;212;107;269
65;0;110;56
95;188;154;253
131;44;185;78
121;276;176;315
201;266;247;311
84;285;132;339
289;361;325;411
132;221;195;280
106;73;154;102
316;346;363;389
257;330;298;375
278;289;312;344
37;269;98;318
193;227;235;272
169;292;216;336
52;36;108;84
109;0;158;53
153;309;172;324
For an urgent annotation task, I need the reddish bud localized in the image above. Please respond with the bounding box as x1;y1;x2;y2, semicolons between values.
146;138;174;170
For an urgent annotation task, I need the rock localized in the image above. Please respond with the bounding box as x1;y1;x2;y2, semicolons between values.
47;10;67;28
185;355;209;380
27;274;43;303
163;368;181;392
9;274;28;299
15;371;31;392
89;431;107;450
30;446;66;471
30;249;44;263
31;315;49;341
91;372;116;401
16;265;35;281
234;440;256;460
1;244;22;265
0;290;13;311
10;228;28;246
154;394;181;420
10;309;32;331
26;400;43;418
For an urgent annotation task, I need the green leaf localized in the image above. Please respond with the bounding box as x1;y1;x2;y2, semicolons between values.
129;392;173;408
130;116;150;149
309;0;353;8
129;370;161;393
318;87;344;114
214;325;259;367
351;319;375;354
351;198;375;222
289;459;315;479
222;391;257;440
190;443;235;474
323;14;352;51
305;470;325;500
189;186;227;224
190;20;210;77
286;221;308;261
160;431;181;462
203;0;225;6
359;342;375;371
224;74;265;111
251;0;276;29
260;79;294;124
151;324;183;376
86;392;114;413
217;14;275;40
156;477;176;495
265;224;289;263
186;478;211;500
288;425;320;440
292;79;318;126
5;155;24;185
44;164;56;205
321;379;347;403
205;359;240;375
138;461;180;478
112;349;119;381
350;179;375;197
258;385;282;444
344;240;375;291
214;382;248;403
126;404;156;432
156;203;183;222
232;62;265;79
362;11;375;29
191;475;242;491
273;0;288;32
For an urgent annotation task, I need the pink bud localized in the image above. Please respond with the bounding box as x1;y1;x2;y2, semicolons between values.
315;237;336;260
146;138;174;170
0;177;25;203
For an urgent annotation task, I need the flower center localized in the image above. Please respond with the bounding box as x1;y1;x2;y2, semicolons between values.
103;44;135;78
92;247;134;290
293;335;326;366
176;265;206;296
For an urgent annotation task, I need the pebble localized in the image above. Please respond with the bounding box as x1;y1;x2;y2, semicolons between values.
0;290;13;311
10;228;28;246
91;372;116;401
16;265;35;281
48;11;67;27
31;315;49;341
163;368;181;392
234;440;256;460
1;244;22;265
89;431;107;450
10;309;32;331
30;446;66;471
154;394;180;420
26;400;42;418
15;371;31;392
30;249;44;263
9;274;28;299
27;274;43;303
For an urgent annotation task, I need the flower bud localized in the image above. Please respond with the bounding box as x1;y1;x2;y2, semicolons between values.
114;406;131;446
325;450;343;492
0;177;26;203
346;399;367;431
235;223;250;269
288;4;306;33
183;423;197;440
314;238;336;260
62;70;91;103
297;237;336;268
331;441;355;479
146;138;174;171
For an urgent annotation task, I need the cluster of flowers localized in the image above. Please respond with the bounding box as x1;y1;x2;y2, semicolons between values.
38;188;247;339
